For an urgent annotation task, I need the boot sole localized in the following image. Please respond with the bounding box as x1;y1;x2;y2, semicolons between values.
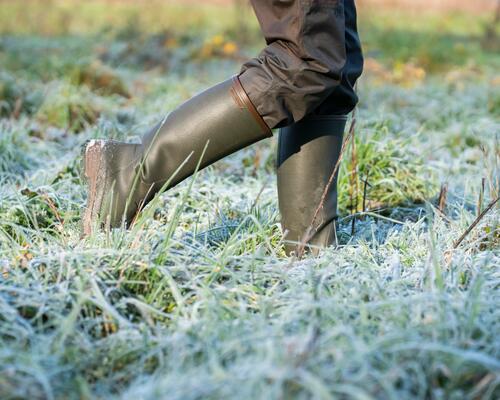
82;140;107;236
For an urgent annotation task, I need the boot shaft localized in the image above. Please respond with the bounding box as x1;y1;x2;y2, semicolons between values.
277;115;347;255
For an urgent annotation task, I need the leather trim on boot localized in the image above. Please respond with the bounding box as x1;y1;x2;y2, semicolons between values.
231;76;272;137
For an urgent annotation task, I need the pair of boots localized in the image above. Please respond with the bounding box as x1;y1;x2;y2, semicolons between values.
82;77;346;255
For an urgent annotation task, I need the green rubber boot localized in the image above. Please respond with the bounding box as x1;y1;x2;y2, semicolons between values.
277;115;347;256
82;76;271;236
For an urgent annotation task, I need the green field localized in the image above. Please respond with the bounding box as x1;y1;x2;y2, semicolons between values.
0;1;499;399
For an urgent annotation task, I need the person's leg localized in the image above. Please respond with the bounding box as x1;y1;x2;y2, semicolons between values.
82;1;354;237
275;0;364;255
240;0;349;128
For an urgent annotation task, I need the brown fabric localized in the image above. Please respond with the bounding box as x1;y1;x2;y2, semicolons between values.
239;0;362;129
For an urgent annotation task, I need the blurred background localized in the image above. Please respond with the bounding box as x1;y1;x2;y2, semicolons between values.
0;0;498;84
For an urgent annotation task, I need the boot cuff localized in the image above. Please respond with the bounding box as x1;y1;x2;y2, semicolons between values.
231;75;272;137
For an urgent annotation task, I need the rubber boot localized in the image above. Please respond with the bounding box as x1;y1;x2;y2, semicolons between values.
277;115;347;256
82;76;271;235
